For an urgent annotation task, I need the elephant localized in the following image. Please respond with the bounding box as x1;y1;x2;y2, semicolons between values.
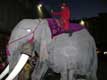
0;18;97;80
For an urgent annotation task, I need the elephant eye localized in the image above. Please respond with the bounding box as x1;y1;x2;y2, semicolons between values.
26;28;32;32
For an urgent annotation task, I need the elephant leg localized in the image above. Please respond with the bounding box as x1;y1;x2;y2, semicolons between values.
87;70;97;80
61;68;75;80
88;53;97;80
60;69;67;80
68;69;75;80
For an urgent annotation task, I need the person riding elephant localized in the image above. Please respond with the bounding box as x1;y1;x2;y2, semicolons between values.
51;3;71;31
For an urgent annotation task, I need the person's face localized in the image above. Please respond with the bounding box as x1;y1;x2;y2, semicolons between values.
61;6;65;9
61;3;66;9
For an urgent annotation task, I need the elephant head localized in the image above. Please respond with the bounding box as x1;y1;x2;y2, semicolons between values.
0;19;51;80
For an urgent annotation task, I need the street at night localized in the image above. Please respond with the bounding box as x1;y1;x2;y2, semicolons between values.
0;0;107;80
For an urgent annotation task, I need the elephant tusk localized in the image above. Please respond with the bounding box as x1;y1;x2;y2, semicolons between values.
5;54;29;80
0;65;9;79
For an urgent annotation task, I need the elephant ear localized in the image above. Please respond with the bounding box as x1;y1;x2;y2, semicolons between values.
39;32;49;61
38;19;52;62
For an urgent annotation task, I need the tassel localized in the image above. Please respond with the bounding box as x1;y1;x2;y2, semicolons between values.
28;36;34;44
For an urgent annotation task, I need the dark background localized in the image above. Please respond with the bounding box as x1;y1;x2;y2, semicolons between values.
0;0;107;80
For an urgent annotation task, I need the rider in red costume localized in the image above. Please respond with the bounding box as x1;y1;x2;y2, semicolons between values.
51;3;71;31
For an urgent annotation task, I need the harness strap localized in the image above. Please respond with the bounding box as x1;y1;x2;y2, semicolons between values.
6;19;42;56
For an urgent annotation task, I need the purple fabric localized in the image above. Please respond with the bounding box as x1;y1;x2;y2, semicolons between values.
47;19;84;38
47;19;64;38
69;23;84;32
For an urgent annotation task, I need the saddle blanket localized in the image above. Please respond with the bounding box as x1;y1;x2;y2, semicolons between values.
47;18;84;38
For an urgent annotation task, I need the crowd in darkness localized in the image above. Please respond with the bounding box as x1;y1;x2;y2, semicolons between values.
0;35;9;73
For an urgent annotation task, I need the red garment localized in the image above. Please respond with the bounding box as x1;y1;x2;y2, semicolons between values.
51;4;71;31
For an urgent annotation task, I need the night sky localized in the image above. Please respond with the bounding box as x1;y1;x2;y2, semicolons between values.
41;0;107;19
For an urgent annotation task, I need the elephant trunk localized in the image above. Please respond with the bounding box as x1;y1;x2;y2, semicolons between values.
6;41;34;80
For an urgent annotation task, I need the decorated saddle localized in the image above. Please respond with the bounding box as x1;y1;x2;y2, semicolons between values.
47;18;84;38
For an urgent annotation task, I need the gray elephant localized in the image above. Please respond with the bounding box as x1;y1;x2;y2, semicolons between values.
0;19;97;80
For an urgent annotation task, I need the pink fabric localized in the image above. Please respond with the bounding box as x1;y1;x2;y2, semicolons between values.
28;36;34;44
0;64;4;72
6;47;10;56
